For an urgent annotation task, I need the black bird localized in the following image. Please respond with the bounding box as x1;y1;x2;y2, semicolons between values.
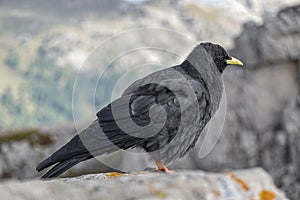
36;42;243;178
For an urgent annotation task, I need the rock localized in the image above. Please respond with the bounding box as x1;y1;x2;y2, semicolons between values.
284;98;300;174
0;124;113;179
230;5;300;68
231;0;300;23
0;168;288;200
281;97;300;199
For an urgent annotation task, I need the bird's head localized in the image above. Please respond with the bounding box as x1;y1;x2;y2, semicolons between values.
200;42;243;73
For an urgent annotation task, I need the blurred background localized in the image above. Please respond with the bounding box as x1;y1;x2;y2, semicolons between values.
0;0;299;199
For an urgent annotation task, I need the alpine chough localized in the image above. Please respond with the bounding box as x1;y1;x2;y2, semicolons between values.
36;42;243;178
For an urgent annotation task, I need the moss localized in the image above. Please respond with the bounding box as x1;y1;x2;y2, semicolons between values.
0;129;54;146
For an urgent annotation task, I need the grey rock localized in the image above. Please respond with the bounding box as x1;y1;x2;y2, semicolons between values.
0;168;288;200
230;5;300;68
281;97;300;199
0;124;113;179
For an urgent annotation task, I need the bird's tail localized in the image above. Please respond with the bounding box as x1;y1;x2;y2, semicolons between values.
40;154;92;179
36;120;117;179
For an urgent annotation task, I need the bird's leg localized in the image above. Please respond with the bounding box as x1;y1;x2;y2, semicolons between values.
155;160;175;173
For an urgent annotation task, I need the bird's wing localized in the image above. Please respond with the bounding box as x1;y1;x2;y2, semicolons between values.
97;67;209;151
122;66;183;95
97;82;175;149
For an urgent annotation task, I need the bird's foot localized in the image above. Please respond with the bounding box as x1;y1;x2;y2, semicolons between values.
155;160;175;173
157;166;175;173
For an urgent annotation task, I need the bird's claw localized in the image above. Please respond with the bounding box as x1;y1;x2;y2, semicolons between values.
155;160;175;173
157;166;175;174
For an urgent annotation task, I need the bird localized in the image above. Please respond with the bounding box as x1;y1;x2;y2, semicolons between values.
36;42;243;178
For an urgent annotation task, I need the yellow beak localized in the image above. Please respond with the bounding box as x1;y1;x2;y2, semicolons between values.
226;57;243;66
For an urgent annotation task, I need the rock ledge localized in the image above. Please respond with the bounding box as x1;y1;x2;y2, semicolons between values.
0;168;287;200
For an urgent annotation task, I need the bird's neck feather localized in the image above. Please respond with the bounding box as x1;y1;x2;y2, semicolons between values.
183;48;222;89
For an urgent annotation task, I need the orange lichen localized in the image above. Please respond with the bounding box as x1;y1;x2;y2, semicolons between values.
259;190;276;200
105;172;124;178
212;189;221;198
227;172;250;191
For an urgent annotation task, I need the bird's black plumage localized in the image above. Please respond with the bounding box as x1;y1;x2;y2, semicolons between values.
36;42;243;178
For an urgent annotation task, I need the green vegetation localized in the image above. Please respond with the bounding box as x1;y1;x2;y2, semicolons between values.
0;129;54;146
0;40;123;129
0;1;131;130
5;49;19;70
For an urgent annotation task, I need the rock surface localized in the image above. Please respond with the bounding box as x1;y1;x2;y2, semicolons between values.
230;5;300;68
0;125;114;179
0;168;287;200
